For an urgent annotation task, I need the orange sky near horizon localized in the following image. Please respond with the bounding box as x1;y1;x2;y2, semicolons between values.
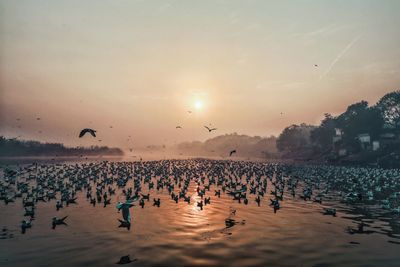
1;0;399;149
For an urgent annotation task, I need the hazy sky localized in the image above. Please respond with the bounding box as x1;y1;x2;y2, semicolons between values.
1;0;399;149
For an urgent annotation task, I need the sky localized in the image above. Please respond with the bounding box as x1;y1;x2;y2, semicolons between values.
1;0;399;149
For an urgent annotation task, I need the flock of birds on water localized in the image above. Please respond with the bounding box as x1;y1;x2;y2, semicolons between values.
1;158;400;263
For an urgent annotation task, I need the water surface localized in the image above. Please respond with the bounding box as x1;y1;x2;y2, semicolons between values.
0;159;399;267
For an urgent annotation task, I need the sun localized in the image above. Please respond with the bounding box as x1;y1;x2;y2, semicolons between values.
194;100;203;110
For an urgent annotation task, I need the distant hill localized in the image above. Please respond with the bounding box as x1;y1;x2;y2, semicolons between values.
0;136;124;157
174;133;278;159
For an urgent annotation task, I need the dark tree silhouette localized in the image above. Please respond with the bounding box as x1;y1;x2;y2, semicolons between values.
310;113;337;152
0;137;123;157
376;90;400;128
335;101;383;151
276;124;315;152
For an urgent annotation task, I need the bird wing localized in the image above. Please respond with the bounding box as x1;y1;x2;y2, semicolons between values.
204;126;210;131
79;129;87;138
89;129;96;137
122;208;131;222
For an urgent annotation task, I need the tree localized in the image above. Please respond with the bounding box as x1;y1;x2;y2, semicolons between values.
375;90;400;128
335;101;383;150
0;136;123;157
310;113;337;152
276;124;315;152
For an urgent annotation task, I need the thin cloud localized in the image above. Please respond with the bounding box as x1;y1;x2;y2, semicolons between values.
319;34;363;80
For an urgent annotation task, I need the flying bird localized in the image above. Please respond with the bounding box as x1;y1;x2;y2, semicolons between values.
314;64;318;67
79;128;96;138
176;126;182;129
229;150;237;157
116;201;134;224
36;117;41;120
187;110;192;114
204;126;217;132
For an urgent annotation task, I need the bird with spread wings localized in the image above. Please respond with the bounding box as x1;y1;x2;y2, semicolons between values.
204;126;217;132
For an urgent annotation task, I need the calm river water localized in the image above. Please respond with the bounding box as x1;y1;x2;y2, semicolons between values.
0;159;399;267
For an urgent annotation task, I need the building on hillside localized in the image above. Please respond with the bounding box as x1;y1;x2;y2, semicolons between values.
378;132;399;150
332;128;343;144
357;133;371;150
332;128;346;157
372;141;380;151
356;131;399;152
338;148;347;156
333;127;400;156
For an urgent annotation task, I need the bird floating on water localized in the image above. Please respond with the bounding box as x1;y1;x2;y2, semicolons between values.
52;216;68;229
116;255;137;264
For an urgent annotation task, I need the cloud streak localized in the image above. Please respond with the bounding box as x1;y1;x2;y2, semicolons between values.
320;34;362;80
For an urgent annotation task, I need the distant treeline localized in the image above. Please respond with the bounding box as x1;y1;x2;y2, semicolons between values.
0;137;124;157
276;90;400;167
174;133;278;158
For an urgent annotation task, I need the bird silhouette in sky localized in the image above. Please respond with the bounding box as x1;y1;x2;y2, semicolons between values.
204;126;217;132
79;128;96;138
176;126;182;129
229;150;237;157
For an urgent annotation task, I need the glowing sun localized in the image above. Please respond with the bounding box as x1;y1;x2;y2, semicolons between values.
194;100;203;110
